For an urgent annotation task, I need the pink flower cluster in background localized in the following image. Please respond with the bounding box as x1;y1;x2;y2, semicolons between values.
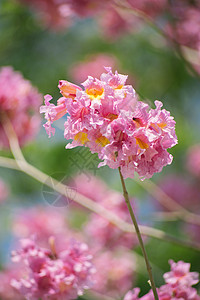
11;237;95;300
0;67;42;149
40;67;177;180
124;260;200;300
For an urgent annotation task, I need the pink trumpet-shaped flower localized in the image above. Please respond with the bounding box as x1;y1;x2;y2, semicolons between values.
163;260;199;287
40;81;82;137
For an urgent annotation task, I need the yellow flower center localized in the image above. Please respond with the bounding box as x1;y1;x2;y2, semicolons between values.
135;138;149;149
157;122;167;129
86;87;104;100
95;135;110;147
105;113;118;121
114;84;123;89
133;117;142;128
74;132;89;145
150;122;167;133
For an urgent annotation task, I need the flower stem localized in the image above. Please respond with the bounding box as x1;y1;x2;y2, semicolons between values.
118;167;159;300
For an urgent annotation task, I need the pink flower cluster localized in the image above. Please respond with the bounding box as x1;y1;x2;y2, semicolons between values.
124;260;200;300
11;237;95;300
40;67;177;180
0;66;42;148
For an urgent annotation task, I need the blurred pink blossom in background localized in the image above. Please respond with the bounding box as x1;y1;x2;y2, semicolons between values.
0;67;42;149
11;237;95;300
99;7;138;39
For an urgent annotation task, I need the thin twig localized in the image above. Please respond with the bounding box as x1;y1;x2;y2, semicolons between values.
118;167;159;300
